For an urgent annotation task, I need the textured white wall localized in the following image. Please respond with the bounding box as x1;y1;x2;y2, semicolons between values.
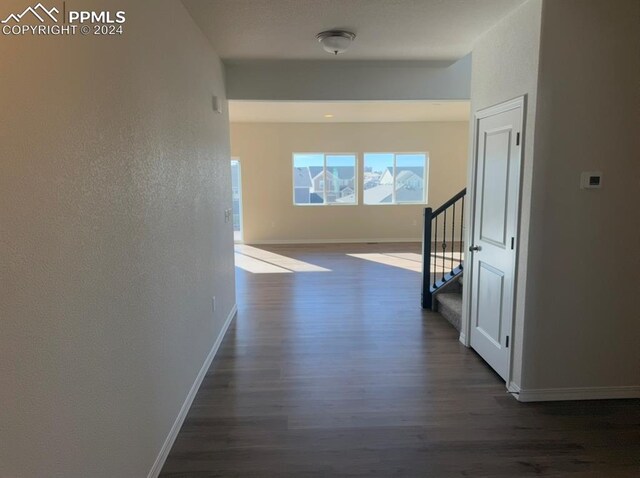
521;0;640;391
224;56;471;101
467;0;640;395
231;121;468;243
0;1;235;476
464;0;543;388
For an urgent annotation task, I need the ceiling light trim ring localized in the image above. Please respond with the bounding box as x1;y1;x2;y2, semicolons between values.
316;30;356;55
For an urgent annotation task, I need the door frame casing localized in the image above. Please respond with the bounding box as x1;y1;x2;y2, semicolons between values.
460;95;526;389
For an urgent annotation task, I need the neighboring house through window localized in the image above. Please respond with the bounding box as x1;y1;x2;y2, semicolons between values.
293;153;357;205
363;153;428;204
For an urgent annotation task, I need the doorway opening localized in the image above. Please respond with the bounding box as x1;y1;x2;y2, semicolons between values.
231;158;243;243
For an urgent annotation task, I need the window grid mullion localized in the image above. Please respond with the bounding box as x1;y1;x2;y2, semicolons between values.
323;154;328;205
423;157;427;203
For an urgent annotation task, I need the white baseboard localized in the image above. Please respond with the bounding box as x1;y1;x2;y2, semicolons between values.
507;381;521;395
147;304;238;478
246;238;421;245
458;332;468;346
512;385;640;402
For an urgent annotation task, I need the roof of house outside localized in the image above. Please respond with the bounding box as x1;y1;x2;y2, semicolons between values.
396;169;423;182
309;166;355;180
384;166;424;177
395;187;424;202
293;167;312;187
363;183;424;203
310;192;324;204
363;184;393;203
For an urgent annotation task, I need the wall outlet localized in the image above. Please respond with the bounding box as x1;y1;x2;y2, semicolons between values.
211;296;216;313
412;219;418;226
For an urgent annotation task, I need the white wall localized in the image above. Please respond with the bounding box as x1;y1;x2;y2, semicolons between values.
466;0;640;398
520;0;640;393
231;122;468;243
0;1;235;476
463;0;543;388
225;56;471;101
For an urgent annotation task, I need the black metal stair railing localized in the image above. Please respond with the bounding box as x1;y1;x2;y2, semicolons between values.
421;188;466;309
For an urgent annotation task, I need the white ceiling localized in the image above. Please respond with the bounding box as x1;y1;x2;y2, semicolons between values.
229;100;470;123
183;0;526;61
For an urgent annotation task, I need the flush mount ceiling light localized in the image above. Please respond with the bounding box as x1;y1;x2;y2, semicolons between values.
316;30;356;55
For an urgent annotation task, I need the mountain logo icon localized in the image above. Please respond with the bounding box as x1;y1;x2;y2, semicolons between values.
1;3;59;23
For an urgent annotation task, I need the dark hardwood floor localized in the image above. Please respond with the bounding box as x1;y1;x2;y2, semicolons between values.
161;243;640;477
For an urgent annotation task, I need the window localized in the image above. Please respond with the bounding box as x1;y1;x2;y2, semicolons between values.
293;153;357;205
363;153;428;204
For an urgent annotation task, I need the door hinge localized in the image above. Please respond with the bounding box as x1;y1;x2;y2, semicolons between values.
506;336;510;348
516;132;521;146
510;237;515;250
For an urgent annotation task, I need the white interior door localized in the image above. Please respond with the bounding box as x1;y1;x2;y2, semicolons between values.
469;98;523;381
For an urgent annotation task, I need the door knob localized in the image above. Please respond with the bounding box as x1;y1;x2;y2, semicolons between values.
469;245;482;252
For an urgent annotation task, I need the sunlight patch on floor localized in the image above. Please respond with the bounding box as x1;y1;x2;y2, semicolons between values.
235;245;331;273
234;253;292;273
348;251;463;273
382;252;423;263
347;253;423;272
431;251;464;261
429;250;463;272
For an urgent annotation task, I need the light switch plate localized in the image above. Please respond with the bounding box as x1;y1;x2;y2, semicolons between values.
212;95;222;114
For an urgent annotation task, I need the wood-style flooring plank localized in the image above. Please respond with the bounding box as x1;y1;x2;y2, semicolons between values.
161;243;640;477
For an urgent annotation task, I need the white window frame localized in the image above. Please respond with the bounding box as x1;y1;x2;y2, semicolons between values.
292;153;358;206
363;152;429;205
